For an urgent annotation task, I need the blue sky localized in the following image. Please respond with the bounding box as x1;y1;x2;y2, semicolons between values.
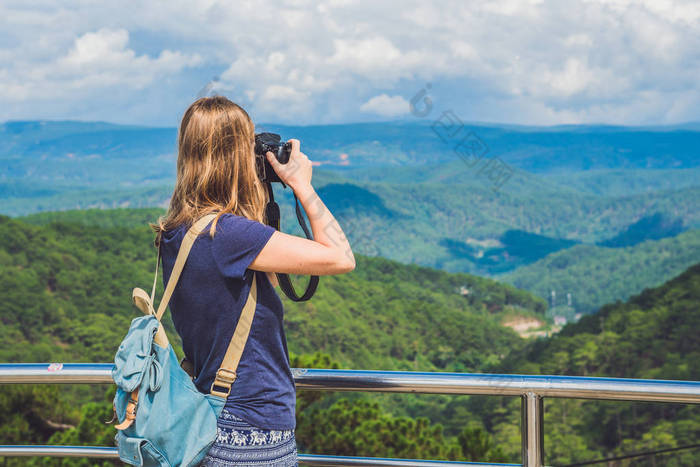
1;0;699;127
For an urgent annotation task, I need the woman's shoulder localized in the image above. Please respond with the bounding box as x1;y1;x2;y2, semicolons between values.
217;212;254;223
216;212;239;223
160;223;186;240
215;212;270;232
211;213;275;251
160;213;233;236
160;213;269;243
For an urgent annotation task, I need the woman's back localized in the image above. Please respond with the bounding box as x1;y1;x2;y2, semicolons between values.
160;213;296;431
153;95;354;466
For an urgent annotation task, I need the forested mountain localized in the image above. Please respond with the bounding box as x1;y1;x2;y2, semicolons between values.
21;204;700;324
0;212;542;370
4;120;699;173
4;120;700;246
0;211;541;464
541;167;700;197
1;210;699;465
498;228;700;317
21;208;167;230
597;212;686;248
3;120;699;463
492;263;700;465
3;121;699;312
16;204;699;355
503;262;700;379
8;173;699;279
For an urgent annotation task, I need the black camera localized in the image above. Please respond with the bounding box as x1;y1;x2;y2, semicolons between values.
254;131;318;302
254;132;292;184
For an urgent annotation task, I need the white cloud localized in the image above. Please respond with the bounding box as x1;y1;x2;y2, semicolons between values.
61;28;131;67
0;27;201;103
360;94;409;117
0;0;698;125
329;37;402;74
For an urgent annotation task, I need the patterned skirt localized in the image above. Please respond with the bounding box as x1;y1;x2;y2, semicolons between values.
199;408;298;467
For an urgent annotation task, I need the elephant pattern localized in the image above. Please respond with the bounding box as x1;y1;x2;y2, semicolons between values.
215;411;294;447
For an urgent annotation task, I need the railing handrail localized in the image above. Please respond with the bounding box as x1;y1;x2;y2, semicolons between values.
1;363;699;404
2;363;700;466
0;446;518;466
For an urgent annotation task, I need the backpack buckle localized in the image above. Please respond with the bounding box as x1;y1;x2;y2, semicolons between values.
210;369;237;398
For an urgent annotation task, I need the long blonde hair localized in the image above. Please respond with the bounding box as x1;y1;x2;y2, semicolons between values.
154;96;268;239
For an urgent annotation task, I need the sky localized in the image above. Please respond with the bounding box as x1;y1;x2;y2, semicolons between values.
1;0;699;127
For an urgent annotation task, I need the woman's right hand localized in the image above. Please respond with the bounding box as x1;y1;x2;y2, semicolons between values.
266;138;312;192
255;137;354;277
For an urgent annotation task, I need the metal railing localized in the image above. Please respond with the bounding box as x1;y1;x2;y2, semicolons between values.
1;363;700;466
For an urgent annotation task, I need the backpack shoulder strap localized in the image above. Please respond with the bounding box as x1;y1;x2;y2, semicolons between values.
155;213;216;321
149;212;260;399
210;270;259;398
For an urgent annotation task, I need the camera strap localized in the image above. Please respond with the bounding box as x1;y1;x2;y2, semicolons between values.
263;180;319;302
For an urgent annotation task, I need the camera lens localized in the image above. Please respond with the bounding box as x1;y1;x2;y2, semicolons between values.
278;142;292;164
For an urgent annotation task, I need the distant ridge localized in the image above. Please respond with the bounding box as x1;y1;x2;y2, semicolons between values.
499;228;700;316
4;119;700;171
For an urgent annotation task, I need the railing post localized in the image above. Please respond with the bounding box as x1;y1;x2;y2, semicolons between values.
521;392;544;467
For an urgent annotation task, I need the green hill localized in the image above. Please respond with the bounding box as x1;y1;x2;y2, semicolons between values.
21;207;166;229
1;209;700;465
6;120;699;174
0;209;545;464
498;228;700;316
11;177;698;281
1;212;545;372
492;263;700;464
4;120;700;281
541;167;700;197
19;202;700;325
278;176;699;277
597;212;685;248
502;262;700;379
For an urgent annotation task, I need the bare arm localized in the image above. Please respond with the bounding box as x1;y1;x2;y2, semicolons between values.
249;139;355;276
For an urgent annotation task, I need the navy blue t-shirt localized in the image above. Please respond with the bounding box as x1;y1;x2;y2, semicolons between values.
160;213;296;430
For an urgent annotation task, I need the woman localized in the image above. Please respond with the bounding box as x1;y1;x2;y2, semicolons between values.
154;96;355;466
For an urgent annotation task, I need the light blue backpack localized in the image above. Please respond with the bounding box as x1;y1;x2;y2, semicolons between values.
110;214;259;466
